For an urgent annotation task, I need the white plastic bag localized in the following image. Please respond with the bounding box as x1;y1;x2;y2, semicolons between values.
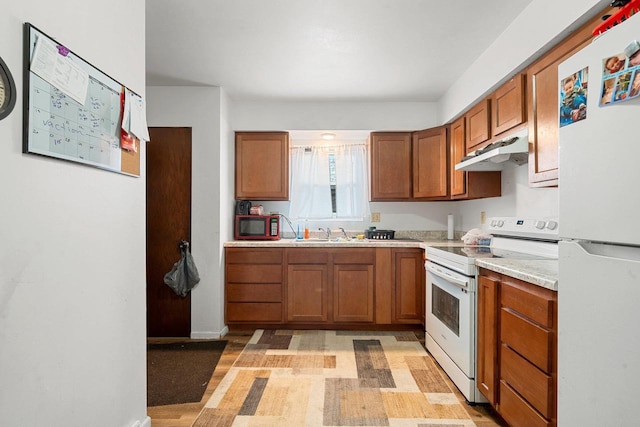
460;228;492;246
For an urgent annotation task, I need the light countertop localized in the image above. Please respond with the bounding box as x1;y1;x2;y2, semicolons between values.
476;258;558;291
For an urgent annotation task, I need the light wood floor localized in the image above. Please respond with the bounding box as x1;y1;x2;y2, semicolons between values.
147;330;507;427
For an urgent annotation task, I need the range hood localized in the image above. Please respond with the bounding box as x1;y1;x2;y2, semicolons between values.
455;128;529;171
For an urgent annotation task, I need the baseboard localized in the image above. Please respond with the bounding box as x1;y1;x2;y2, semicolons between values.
191;325;229;339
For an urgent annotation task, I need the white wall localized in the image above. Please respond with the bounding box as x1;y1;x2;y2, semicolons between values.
146;86;228;339
455;163;559;232
0;2;148;427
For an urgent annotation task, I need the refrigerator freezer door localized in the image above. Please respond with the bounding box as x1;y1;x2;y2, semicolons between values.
558;19;640;246
558;240;640;426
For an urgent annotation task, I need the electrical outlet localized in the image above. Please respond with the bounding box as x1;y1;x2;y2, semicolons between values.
480;211;486;224
371;212;381;223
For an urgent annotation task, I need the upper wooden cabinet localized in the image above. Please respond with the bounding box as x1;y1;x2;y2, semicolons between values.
370;128;449;201
412;127;449;200
370;132;412;200
465;98;491;153
527;12;609;188
492;74;526;137
235;131;289;200
450;117;466;198
450;116;502;200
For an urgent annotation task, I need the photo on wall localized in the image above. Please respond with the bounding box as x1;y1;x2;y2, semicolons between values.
560;67;588;127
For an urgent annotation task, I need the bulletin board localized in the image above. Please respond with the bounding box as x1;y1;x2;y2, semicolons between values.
22;23;140;177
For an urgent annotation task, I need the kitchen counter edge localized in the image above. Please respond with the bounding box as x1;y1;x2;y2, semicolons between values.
476;258;558;291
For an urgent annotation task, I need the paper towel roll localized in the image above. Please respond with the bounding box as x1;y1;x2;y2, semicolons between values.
447;214;454;240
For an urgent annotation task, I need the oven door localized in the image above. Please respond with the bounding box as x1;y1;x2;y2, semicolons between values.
425;261;474;377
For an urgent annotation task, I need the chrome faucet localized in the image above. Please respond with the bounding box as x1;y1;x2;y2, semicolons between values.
339;227;349;239
318;227;331;239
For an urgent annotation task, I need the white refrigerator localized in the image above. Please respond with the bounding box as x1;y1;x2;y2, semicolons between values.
558;14;640;427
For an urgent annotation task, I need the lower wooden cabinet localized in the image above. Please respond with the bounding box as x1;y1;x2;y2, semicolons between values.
225;246;423;328
478;268;557;427
392;248;424;323
225;248;284;323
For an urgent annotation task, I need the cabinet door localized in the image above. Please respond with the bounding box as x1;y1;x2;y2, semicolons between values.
465;98;491;153
527;13;604;188
370;132;412;200
287;264;329;322
413;127;449;199
333;264;374;322
477;274;500;405
392;249;424;323
235;132;289;200
450;117;466;198
492;74;525;137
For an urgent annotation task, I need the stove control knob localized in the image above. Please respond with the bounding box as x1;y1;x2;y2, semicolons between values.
546;220;558;230
497;220;504;227
535;220;545;229
490;220;497;226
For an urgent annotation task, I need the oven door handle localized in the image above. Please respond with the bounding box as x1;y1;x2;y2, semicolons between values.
426;263;469;289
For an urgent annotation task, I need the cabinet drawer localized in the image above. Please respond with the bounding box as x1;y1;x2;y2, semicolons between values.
332;249;375;264
226;248;283;264
287;250;329;264
501;279;555;328
226;303;282;322
499;380;551;427
501;308;552;373
226;283;282;302
501;345;554;418
227;264;282;283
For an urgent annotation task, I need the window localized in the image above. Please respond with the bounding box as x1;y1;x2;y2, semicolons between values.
289;143;369;221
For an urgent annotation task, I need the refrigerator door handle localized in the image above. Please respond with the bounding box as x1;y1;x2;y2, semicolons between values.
566;240;640;263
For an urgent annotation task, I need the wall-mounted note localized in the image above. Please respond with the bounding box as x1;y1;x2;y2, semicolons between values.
23;23;140;177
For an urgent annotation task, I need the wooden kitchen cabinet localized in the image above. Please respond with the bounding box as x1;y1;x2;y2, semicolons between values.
370;132;412;200
286;249;330;322
477;268;557;427
333;250;375;323
392;248;424;323
370;128;451;201
235;131;289;200
287;248;376;324
492;74;526;137
465;98;491;153
412;127;449;200
225;248;284;323
450;116;502;200
477;273;500;405
225;246;425;329
527;12;608;188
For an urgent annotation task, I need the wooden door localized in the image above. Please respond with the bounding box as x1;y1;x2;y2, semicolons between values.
492;74;526;137
333;264;374;323
392;249;424;323
527;11;607;187
477;273;500;405
412;127;449;199
287;264;329;322
450;117;466;198
146;127;192;337
370;132;412;200
465;98;491;153
235;132;289;200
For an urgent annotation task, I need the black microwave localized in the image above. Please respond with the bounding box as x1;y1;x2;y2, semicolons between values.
234;215;280;240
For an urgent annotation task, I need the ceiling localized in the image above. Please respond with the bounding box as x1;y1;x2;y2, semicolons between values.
145;0;535;103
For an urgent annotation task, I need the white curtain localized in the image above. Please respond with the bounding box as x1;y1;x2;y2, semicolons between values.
289;143;369;221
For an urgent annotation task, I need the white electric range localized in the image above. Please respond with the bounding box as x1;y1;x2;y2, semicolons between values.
424;217;559;403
